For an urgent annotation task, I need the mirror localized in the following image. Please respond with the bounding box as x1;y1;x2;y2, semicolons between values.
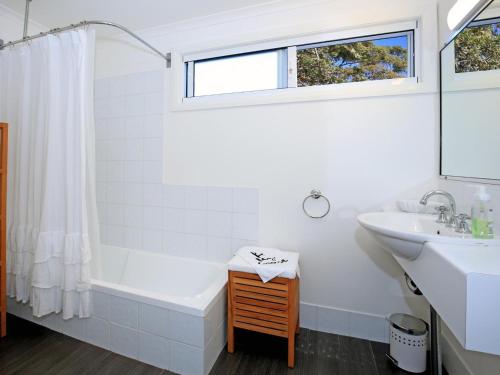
440;0;500;180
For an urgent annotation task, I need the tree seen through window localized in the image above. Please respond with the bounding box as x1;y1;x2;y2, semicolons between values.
297;34;410;86
454;19;500;73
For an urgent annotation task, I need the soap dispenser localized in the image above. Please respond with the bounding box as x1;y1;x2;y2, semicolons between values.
471;185;493;239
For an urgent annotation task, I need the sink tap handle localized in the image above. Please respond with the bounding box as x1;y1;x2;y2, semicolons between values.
455;214;471;234
436;205;449;224
447;213;459;228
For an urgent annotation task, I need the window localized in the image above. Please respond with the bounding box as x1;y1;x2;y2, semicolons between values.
185;30;415;98
296;31;413;86
454;17;500;74
190;50;287;97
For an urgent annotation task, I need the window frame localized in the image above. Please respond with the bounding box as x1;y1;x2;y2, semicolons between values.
184;29;415;98
466;16;500;28
185;48;289;98
171;19;433;110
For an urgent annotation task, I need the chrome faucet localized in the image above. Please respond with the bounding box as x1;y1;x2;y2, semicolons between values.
420;190;458;227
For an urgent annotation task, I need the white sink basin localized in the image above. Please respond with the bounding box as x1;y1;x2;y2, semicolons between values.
396;242;500;355
357;212;500;259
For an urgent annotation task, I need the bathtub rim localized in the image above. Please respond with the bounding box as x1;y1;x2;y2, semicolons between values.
90;253;228;317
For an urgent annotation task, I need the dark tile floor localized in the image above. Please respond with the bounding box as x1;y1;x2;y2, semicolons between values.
0;315;166;375
1;314;444;375
212;328;436;375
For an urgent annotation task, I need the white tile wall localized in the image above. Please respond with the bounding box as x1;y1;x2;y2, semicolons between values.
95;71;260;263
207;187;233;212
139;303;170;337
232;213;259;241
61;316;86;340
349;311;389;343
91;291;109;319
171;341;204;375
207;237;232;263
109;296;139;329
233;188;259;214
33;312;63;333
110;323;140;359
169;310;205;347
317;305;350;337
299;302;389;343
139;332;171;369
204;320;227;372
85;317;110;349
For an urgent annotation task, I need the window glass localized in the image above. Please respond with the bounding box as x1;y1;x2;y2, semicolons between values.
454;19;500;73
193;50;281;97
296;33;412;86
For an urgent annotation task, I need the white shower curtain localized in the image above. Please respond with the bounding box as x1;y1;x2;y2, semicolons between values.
0;29;100;319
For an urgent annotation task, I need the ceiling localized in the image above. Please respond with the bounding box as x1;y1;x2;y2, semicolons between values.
0;0;277;34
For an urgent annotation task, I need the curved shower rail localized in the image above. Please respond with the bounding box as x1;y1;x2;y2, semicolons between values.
0;20;171;67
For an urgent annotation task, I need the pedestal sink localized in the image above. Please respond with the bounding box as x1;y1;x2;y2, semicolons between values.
357;212;500;260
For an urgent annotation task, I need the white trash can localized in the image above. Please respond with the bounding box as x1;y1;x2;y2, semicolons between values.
387;313;428;373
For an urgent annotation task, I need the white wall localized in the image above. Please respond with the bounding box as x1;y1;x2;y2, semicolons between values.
0;3;45;42
93;0;439;323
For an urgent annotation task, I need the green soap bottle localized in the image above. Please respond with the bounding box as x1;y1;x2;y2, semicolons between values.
471;186;493;239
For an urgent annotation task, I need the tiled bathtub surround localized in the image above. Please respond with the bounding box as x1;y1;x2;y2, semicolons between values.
6;71;256;375
94;71;259;262
8;288;227;375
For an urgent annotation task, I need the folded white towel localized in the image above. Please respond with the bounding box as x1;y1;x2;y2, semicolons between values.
234;246;300;283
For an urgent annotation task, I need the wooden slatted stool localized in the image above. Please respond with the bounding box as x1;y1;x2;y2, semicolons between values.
227;256;300;368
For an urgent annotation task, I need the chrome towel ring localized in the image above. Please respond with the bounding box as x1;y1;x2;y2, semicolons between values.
302;189;331;219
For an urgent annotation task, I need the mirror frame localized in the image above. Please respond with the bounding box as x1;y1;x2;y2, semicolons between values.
442;0;494;48
439;0;499;183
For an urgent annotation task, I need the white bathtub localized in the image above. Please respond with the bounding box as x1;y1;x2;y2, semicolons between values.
93;245;227;316
8;245;229;375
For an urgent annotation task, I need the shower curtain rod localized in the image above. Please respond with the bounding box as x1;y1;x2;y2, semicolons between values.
0;20;172;68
